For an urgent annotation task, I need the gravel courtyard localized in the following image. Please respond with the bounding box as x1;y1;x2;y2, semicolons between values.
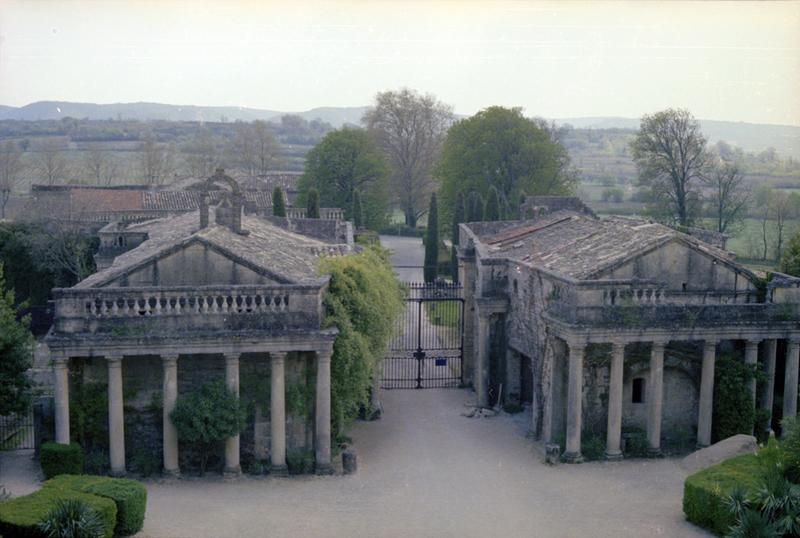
133;388;708;538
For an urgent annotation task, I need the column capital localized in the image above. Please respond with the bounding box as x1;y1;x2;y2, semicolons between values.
162;354;179;366
610;340;627;353
316;348;333;363
745;338;762;347
106;356;123;367
704;339;719;348
566;338;587;353
651;339;668;349
271;351;288;363
789;337;800;346
52;356;69;368
224;353;240;364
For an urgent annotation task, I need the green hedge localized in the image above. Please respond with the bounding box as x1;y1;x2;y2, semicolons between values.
40;442;84;479
44;475;147;536
683;453;762;535
0;486;116;538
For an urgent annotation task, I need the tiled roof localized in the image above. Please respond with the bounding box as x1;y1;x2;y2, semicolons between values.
70;189;144;212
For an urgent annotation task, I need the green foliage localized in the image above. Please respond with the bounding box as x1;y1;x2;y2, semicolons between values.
306;188;320;219
272;186;286;217
0;486;116;538
41;442;84;479
467;191;483;222
130;449;160;478
299;128;390;230
713;353;761;443
352;190;364;229
36;499;106;538
69;380;108;454
484;186;501;221
44;475;148;537
286;374;315;420
781;417;800;482
0;263;34;415
622;427;650;458
452;191;465;245
436;106;577;229
169;380;245;475
317;246;404;439
286;449;315;475
780;232;800;277
423;193;439;283
0;223;57;307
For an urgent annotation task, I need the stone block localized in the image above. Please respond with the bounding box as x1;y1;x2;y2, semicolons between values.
545;443;560;465
680;433;758;473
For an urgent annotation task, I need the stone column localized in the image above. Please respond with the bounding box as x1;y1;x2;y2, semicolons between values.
270;352;288;475
784;339;800;423
647;341;666;456
162;355;179;476
107;356;126;476
697;340;718;448
475;309;490;408
605;341;625;460
744;339;761;414
564;340;585;463
315;348;333;474
761;339;778;434
224;353;241;475
53;357;70;444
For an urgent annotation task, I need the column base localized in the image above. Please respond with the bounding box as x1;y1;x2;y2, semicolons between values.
109;469;127;478
162;468;181;479
270;464;288;477
562;451;584;464
604;450;623;461
315;463;334;475
695;443;709;450
647;447;663;458
223;466;242;478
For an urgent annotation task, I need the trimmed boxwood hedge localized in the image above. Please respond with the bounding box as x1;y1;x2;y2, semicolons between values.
0;486;116;538
682;453;762;535
40;441;84;479
44;475;147;536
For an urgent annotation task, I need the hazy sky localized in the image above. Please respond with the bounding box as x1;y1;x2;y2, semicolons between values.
1;1;798;125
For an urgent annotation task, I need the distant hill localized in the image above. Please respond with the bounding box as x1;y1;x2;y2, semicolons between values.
554;116;800;158
0;101;368;127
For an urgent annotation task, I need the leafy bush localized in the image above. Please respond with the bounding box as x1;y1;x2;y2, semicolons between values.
41;442;84;479
580;432;606;461
0;486;116;538
36;499;106;538
170;380;245;475
782;417;800;482
286;449;315;475
130;449;160;478
622;428;650;458
45;475;147;536
712;353;760;443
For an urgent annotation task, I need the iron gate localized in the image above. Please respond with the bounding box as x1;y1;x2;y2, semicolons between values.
0;407;35;450
382;282;464;389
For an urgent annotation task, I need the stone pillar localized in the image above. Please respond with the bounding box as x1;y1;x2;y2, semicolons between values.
647;341;666;456
564;340;585;463
315;348;333;474
107;356;126;476
162;355;179;476
605;341;625;460
475;309;490;408
761;339;778;433
53;357;70;444
744;339;761;414
224;353;241;475
270;352;288;475
697;340;718;448
784;339;800;423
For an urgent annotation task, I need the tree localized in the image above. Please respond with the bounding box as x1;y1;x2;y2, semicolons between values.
467;191;484;222
704;162;750;234
363;89;454;227
299;128;390;230
0;141;26;220
33;138;70;186
0;263;34;416
435;107;577;229
451;191;466;281
229;120;279;177
182;128;220;179
773;192;800;261
306;188;320;219
630;108;709;226
780;232;800;277
170;380;245;475
352;190;364;229
82;144;118;186
138;131;177;186
484;186;501;221
424;193;439;283
272;186;286;217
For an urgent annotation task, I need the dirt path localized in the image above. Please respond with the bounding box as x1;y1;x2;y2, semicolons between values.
136;389;708;538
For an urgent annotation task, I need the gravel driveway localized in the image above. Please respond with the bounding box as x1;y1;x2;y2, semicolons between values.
136;388;709;538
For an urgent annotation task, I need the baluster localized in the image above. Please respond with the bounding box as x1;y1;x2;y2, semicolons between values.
111;299;119;316
174;296;181;314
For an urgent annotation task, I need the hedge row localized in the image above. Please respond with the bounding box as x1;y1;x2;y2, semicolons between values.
0;486;117;538
682;453;762;535
40;442;84;479
45;475;147;536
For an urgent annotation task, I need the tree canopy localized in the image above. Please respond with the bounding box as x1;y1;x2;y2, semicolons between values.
780;232;800;277
299;128;390;230
0;263;34;415
435;106;577;230
272;186;286;217
306;188;320;219
424;193;439;283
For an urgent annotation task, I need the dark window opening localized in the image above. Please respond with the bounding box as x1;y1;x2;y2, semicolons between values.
682;282;687;291
632;377;645;404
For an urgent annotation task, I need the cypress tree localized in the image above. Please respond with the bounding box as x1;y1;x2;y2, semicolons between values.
467;191;483;222
272;186;286;217
484;186;501;221
423;193;439;283
307;188;320;219
352;190;364;229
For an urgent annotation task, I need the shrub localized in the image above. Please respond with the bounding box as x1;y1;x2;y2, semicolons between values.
622;428;649;458
712;353;760;443
286;449;315;475
0;486;116;538
44;475;147;536
37;499;106;538
683;453;763;535
41;442;84;479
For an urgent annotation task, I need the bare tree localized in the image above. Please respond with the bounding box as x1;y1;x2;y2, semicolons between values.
82;144;119;185
363;89;454;227
753;186;800;261
182;128;220;178
704;162;750;234
0;141;26;219
229;120;279;177
29;218;95;283
631;108;709;226
773;191;800;261
33;138;71;186
138;130;177;186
